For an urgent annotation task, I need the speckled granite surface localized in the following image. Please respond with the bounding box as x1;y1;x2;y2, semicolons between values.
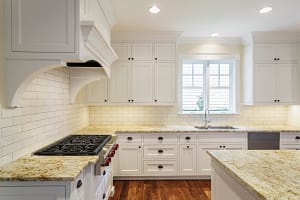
78;124;300;134
0;155;98;181
208;150;300;200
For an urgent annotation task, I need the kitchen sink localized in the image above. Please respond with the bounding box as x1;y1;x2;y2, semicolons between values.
194;125;237;130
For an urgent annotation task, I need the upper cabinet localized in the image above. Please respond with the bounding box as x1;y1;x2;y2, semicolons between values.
243;32;300;105
4;0;117;107
154;43;176;61
112;42;153;61
254;45;298;63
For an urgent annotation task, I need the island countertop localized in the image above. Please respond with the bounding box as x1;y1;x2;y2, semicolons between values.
207;150;300;200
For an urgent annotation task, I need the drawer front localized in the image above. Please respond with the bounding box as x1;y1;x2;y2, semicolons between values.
280;144;300;150
198;132;247;143
118;135;142;144
144;160;177;176
144;145;177;159
280;132;300;144
144;135;178;144
179;135;197;143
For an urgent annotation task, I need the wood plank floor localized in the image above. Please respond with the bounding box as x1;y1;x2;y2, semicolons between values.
109;180;211;200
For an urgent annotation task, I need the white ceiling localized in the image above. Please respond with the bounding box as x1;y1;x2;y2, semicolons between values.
111;0;300;39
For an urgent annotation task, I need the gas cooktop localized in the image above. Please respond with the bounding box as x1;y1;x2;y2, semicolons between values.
33;135;112;156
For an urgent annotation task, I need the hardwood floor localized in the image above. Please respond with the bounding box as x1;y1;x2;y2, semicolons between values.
110;180;211;200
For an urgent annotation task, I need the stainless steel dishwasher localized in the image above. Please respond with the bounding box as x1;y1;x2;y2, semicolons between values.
248;132;280;150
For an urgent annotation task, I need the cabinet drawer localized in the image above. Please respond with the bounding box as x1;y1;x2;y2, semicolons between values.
280;144;300;150
198;133;247;143
280;132;300;144
144;160;177;176
179;135;197;143
144;145;177;159
143;135;178;144
118;135;142;144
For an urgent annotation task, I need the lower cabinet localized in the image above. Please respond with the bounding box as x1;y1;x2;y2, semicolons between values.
118;144;142;176
179;144;197;175
280;132;300;150
116;132;247;178
198;143;246;176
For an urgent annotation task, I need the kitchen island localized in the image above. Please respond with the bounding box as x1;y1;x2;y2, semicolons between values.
207;150;300;200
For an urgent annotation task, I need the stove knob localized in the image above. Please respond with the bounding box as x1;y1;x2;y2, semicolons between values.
114;144;119;150
110;150;116;157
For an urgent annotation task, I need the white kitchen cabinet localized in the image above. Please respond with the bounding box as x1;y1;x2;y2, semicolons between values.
118;145;142;176
112;42;153;61
179;144;197;175
198;143;246;176
109;62;153;103
154;43;176;61
143;160;177;176
198;133;247;176
254;45;297;63
86;79;108;104
109;62;130;103
280;132;300;150
9;0;75;54
143;145;177;159
154;62;176;103
254;63;297;104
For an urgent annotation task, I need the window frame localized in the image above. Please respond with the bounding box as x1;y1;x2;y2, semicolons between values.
179;54;240;115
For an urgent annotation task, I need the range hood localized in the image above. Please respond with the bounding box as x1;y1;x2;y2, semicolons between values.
3;0;118;108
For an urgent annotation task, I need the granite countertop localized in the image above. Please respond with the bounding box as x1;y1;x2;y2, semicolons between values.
0;155;98;181
207;150;300;200
78;124;300;134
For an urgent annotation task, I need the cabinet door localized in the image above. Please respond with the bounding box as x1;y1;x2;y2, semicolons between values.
154;63;176;103
118;145;142;176
154;43;176;61
254;64;277;103
254;45;277;63
277;45;297;63
131;62;153;103
11;0;75;53
131;43;153;61
112;43;131;61
179;144;197;175
277;64;297;103
87;79;108;103
109;62;130;103
198;144;245;176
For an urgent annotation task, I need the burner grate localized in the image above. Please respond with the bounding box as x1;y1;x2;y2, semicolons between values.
34;135;112;156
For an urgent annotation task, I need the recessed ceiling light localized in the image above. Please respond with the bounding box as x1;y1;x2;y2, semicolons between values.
149;5;160;14
259;6;272;14
211;33;219;37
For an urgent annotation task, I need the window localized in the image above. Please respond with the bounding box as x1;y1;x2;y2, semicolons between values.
181;58;237;114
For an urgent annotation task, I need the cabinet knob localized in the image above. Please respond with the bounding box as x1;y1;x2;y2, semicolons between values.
154;99;158;103
76;180;83;189
187;146;190;149
103;193;106;199
158;149;164;153
274;58;277;61
103;170;106;176
295;136;300;140
219;145;222;148
138;146;141;148
128;99;131;102
104;99;107;102
128;57;131;60
277;58;280;61
127;137;133;141
155;57;158;60
158;136;164;140
131;99;134;102
223;145;226;148
158;165;163;169
132;57;134;60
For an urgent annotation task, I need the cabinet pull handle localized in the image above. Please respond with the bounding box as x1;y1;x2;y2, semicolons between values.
132;57;134;60
295;136;300;140
127;137;133;141
158;136;164;140
185;136;191;140
219;145;222;148
277;58;280;61
131;99;134;102
128;57;131;60
223;145;226;148
103;193;106;199
128;99;131;102
158;149;163;153
103;170;106;176
76;180;83;189
158;165;163;169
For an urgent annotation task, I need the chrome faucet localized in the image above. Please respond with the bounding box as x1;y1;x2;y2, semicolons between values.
204;109;211;128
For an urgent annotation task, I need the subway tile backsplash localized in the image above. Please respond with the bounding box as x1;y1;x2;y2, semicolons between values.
89;105;289;126
0;68;89;166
